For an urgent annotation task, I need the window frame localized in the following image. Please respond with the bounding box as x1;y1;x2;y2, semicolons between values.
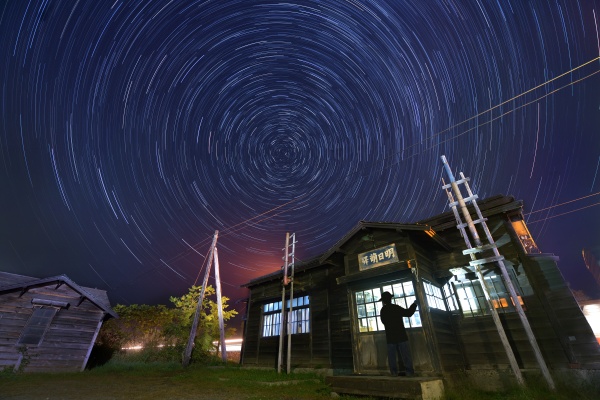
423;280;447;311
449;270;525;318
17;306;59;346
354;280;422;333
260;295;310;338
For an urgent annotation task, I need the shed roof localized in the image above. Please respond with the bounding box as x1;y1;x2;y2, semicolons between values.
0;271;118;319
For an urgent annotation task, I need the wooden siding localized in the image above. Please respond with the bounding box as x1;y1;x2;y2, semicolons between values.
407;238;465;374
428;211;600;370
242;257;353;371
242;195;600;375
521;255;600;367
0;281;108;372
430;310;464;371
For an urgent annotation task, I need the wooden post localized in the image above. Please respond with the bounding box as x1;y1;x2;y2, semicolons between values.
286;261;294;374
440;158;525;386
459;172;555;390
277;232;290;373
213;247;227;362
277;284;286;373
286;233;296;374
81;316;105;371
183;231;218;367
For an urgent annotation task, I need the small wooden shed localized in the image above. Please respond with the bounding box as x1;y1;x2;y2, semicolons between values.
241;195;600;380
0;272;117;372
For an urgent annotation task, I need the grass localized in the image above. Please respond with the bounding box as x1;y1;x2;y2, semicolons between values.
0;361;361;400
1;356;598;400
443;379;599;400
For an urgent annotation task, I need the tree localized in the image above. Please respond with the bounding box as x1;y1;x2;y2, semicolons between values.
97;304;178;351
169;285;237;353
97;285;237;359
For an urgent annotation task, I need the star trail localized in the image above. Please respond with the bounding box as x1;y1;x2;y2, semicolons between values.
1;1;599;322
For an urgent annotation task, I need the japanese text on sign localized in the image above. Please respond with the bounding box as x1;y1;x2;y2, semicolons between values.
358;244;399;271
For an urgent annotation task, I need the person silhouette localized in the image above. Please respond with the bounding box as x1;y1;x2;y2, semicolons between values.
379;291;418;377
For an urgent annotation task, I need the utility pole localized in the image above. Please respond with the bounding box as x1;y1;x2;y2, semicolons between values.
277;233;290;373
213;246;227;362
182;231;220;367
277;232;297;373
286;233;297;374
440;156;555;390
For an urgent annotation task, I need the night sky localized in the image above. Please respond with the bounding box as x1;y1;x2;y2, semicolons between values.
1;0;599;327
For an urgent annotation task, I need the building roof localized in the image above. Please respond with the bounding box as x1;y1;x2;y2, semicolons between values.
243;221;450;288
0;271;118;319
242;195;525;289
417;194;522;230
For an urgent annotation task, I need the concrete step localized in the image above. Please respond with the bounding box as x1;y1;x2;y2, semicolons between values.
326;375;444;400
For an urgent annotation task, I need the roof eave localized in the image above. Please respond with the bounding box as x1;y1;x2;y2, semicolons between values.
0;274;118;318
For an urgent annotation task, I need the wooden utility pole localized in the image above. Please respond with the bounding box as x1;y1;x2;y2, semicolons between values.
277;232;297;373
277;232;290;373
182;231;218;367
440;156;555;390
286;233;297;374
213;247;227;362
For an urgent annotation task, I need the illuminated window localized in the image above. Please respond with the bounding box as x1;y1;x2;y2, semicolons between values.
442;281;459;312
423;281;446;311
511;219;540;254
450;273;525;318
355;281;421;333
18;307;58;346
454;279;488;317
261;295;310;337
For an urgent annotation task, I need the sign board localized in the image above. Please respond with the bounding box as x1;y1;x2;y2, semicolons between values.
358;243;399;271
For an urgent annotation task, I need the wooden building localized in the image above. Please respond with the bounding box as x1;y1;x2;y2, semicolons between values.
0;272;117;372
241;195;600;380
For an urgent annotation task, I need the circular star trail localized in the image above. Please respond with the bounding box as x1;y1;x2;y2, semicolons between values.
1;1;599;309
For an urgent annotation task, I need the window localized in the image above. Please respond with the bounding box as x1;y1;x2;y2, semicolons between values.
355;281;421;333
511;219;540;254
454;278;488;317
262;301;282;337
261;295;310;337
423;280;446;311
18;307;58;346
451;273;525;318
442;281;459;312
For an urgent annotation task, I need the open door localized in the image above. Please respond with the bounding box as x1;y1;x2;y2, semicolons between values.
350;280;423;374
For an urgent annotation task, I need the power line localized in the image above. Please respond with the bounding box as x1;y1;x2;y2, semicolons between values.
168;59;600;286
527;202;600;225
524;192;600;215
389;56;600;163
170;57;600;267
112;196;308;294
165;193;310;266
121;57;600;292
381;68;600;171
426;56;600;144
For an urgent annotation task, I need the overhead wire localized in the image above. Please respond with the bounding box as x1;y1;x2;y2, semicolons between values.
524;191;600;215
526;202;600;225
113;194;309;294
344;56;600;177
182;57;600;288
123;57;600;294
381;68;600;170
